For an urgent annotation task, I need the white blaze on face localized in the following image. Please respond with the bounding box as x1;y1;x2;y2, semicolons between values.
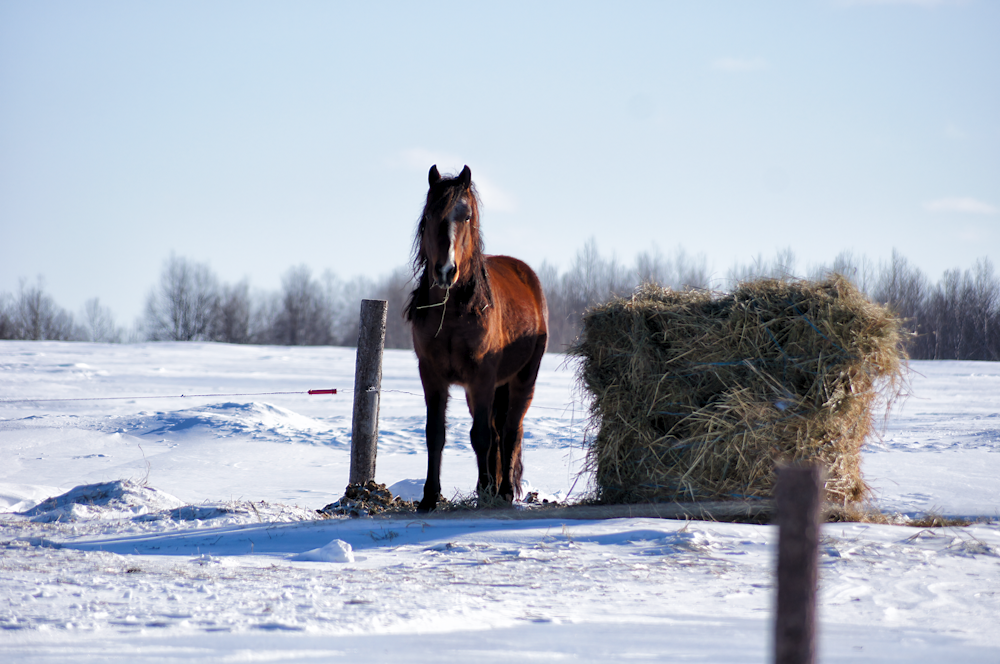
438;196;468;286
442;219;457;282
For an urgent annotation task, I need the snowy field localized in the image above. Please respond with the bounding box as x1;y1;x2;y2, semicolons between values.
1;341;998;662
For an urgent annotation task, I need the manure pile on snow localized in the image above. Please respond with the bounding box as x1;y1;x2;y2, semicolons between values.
318;481;416;517
570;276;906;505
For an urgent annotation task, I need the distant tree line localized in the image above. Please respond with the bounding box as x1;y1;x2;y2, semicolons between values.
2;246;997;361
537;239;713;352
139;254;414;349
858;251;1000;361
0;278;117;343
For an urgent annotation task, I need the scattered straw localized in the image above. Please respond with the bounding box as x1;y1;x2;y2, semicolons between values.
570;276;907;505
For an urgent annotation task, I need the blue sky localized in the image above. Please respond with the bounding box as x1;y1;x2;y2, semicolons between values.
1;0;997;324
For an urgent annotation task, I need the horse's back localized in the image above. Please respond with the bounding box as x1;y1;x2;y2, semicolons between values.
484;255;548;381
485;254;548;331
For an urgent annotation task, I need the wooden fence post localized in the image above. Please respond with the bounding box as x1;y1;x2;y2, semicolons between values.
774;463;823;664
349;299;388;486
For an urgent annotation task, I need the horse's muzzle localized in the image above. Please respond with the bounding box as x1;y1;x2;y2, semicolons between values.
434;264;457;289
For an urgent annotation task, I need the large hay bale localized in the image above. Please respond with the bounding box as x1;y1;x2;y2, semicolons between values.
570;276;906;505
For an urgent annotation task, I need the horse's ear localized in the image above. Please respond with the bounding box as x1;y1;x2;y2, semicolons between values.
458;165;472;188
428;165;441;186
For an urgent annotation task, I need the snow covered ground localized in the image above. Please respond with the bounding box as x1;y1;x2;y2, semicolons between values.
1;341;998;662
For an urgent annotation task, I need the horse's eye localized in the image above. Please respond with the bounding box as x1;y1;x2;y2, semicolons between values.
464;216;471;223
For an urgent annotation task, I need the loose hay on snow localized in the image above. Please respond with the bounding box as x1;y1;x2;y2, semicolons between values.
569;276;906;506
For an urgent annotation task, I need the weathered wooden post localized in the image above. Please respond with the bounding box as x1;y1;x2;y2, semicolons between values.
774;463;823;664
349;299;388;486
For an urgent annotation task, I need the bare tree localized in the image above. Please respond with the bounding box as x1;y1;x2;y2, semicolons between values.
923;259;1000;361
810;250;877;295
964;258;1000;360
536;260;574;352
728;247;798;285
319;267;416;350
564;238;631;307
926;268;964;360
869;249;929;355
0;278;81;341
249;290;282;344
871;250;927;316
541;238;633;352
373;266;415;350
0;292;15;339
210;280;252;344
672;247;712;290
144;255;220;341
634;246;669;287
636;245;711;289
270;265;333;346
83;298;123;343
330;274;373;346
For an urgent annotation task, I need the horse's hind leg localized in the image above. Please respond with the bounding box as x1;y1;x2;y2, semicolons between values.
466;376;502;502
490;383;510;500
498;383;528;502
499;341;546;502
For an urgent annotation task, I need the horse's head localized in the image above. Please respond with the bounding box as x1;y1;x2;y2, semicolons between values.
416;164;483;290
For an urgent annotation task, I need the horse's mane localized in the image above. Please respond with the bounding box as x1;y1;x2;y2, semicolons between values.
405;174;492;321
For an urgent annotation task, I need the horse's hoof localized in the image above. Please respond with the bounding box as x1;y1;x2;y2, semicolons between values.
416;499;437;513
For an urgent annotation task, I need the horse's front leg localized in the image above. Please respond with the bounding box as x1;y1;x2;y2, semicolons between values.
418;372;449;513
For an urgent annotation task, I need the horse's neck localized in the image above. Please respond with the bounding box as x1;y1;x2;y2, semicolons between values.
419;266;490;314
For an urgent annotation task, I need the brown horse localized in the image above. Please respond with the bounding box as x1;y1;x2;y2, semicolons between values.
405;165;548;513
